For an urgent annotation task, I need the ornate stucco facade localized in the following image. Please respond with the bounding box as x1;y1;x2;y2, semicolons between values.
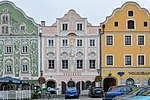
41;9;100;93
0;1;40;83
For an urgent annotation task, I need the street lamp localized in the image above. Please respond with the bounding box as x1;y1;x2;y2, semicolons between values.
99;24;105;87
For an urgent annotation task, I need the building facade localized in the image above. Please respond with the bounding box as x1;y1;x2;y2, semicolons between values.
101;2;150;91
41;9;100;93
0;1;40;87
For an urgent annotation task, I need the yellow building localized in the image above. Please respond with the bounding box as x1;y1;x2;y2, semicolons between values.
101;1;150;91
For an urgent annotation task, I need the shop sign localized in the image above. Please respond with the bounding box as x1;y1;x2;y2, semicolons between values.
64;73;81;76
129;72;150;75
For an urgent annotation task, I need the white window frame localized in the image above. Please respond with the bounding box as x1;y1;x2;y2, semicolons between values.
89;38;96;47
105;54;114;66
22;45;28;54
62;60;68;69
47;38;55;47
137;54;145;66
76;39;83;47
89;59;96;69
76;22;84;30
128;10;134;17
5;45;13;54
6;64;13;73
77;59;83;69
22;63;29;72
137;34;145;46
61;38;68;47
126;19;136;30
48;60;55;69
105;34;114;46
61;22;69;31
124;54;132;66
124;34;132;46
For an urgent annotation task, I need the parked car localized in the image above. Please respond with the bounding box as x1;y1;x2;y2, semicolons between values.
65;87;79;99
112;87;147;100
88;87;104;98
108;86;118;92
128;87;150;100
103;85;137;100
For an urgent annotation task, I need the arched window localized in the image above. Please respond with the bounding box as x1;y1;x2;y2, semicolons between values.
126;78;134;85
127;20;135;29
5;59;13;73
22;59;29;73
2;26;8;34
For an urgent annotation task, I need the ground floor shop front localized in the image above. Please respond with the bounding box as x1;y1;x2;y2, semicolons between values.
102;69;150;91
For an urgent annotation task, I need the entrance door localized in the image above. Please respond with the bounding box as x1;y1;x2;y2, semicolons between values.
103;78;116;92
61;81;66;94
47;80;56;94
76;81;80;94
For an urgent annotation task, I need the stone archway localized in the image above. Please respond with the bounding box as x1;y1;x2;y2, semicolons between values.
67;80;75;87
47;80;56;94
103;77;117;92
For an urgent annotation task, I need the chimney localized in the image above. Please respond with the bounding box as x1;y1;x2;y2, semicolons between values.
41;21;45;26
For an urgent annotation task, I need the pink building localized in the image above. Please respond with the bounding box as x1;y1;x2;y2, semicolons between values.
41;9;100;94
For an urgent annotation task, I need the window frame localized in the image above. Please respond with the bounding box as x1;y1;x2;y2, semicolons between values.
137;35;145;46
61;22;68;31
124;54;132;66
106;35;114;46
89;59;96;69
48;60;55;69
124;35;132;46
62;60;68;69
77;60;83;69
137;54;145;66
106;55;114;66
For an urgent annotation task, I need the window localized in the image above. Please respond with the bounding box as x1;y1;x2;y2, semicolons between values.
22;64;28;72
48;60;54;69
89;60;95;69
89;39;95;47
62;39;68;46
125;35;131;45
138;35;144;45
77;60;83;69
144;22;148;27
22;45;28;53
114;22;118;27
2;15;9;24
77;39;82;46
106;36;113;45
2;26;8;34
127;20;135;29
138;55;144;65
77;23;83;30
62;60;68;69
128;11;134;16
125;55;131;65
6;46;12;54
20;26;25;31
107;55;113;65
6;64;12;73
62;23;68;30
48;39;54;47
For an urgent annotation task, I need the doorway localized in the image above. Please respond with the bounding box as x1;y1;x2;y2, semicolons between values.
103;77;116;92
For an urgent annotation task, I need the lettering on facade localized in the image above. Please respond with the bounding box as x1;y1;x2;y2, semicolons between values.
129;72;150;75
64;73;81;76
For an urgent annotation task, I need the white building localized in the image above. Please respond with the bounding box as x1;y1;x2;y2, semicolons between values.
41;9;100;94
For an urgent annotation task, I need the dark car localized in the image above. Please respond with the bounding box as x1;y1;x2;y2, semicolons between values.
103;85;137;100
88;87;104;98
65;87;79;99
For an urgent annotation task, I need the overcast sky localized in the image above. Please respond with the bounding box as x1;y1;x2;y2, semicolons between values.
5;0;150;26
